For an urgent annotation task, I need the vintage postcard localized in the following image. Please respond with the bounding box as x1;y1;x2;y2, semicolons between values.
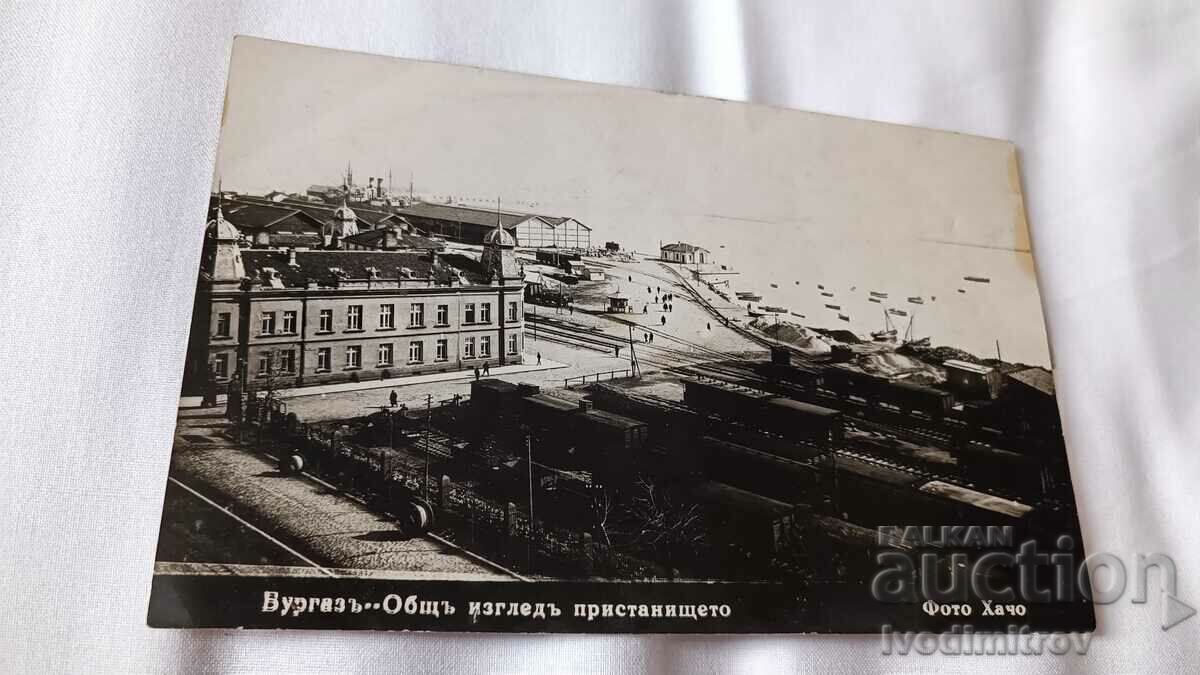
148;37;1094;633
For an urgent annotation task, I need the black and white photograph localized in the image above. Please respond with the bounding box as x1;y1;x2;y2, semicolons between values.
141;37;1097;634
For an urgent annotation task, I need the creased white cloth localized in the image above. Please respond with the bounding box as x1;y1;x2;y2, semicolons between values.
0;1;1197;672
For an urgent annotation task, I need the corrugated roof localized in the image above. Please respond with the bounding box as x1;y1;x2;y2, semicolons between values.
919;480;1032;518
1006;366;1055;396
395;203;528;229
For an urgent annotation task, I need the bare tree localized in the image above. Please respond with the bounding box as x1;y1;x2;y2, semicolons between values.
591;486;615;548
620;476;706;561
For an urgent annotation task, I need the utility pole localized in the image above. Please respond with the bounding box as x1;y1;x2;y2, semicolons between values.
423;394;432;501
527;432;535;568
627;324;639;377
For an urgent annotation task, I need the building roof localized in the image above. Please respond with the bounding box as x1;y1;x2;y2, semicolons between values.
209;201;320;233
240;249;455;288
1005;366;1056;396
342;226;443;251
661;242;708;254
943;359;995;375
395;203;528;229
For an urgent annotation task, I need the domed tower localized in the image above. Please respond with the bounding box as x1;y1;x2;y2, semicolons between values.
203;205;245;283
480;200;524;367
481;206;521;282
330;198;359;239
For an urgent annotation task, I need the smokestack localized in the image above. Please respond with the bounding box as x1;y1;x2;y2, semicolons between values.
287;248;298;267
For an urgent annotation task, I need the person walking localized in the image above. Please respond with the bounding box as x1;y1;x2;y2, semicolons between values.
389;390;398;407
474;366;480;380
483;362;490;376
537;352;542;365
661;315;666;326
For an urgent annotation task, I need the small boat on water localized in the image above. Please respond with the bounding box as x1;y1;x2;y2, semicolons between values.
871;309;898;342
825;304;841;310
868;297;882;303
888;308;908;317
838;313;851;322
794;281;800;285
770;283;779;288
820;291;834;298
964;276;991;283
931;296;937;302
869;291;888;299
736;291;763;301
761;305;788;314
907;336;931;347
907;296;925;305
817;284;825;290
850;286;857;291
790;311;806;318
957;288;966;294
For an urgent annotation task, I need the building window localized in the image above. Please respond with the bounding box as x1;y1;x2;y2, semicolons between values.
506;301;518;322
282;311;297;334
507;333;519;355
316;347;331;372
409;303;424;328
464;303;476;324
257;354;271;377
408;341;423;364
215;313;231;338
436;304;449;326
435;338;448;362
318;309;333;333
347;305;363;331
379;304;394;329
213;353;228;378
463;337;475;359
279;349;296;374
479;336;491;358
345;345;362;369
378;343;394;367
260;311;276;335
480;303;491;324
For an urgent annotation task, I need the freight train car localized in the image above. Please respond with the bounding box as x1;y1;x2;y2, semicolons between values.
691;481;799;555
821;365;954;419
827;454;1034;528
752;361;824;391
682;378;843;447
698;436;824;503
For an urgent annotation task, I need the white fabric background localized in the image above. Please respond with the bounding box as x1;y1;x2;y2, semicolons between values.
0;1;1196;672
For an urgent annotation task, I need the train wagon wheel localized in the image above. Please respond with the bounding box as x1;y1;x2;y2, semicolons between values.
278;453;304;475
400;497;436;534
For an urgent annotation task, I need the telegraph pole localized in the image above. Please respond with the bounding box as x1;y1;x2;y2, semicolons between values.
527;433;535;568
423;394;432;501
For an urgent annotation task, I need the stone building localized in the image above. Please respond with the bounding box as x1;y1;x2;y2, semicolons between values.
183;207;525;394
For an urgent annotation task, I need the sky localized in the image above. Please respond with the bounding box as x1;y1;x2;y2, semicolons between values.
211;37;1050;366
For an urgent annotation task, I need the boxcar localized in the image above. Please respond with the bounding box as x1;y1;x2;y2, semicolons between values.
762;397;845;444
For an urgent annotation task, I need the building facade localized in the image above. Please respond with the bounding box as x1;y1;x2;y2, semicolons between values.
184;208;525;395
660;242;710;265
